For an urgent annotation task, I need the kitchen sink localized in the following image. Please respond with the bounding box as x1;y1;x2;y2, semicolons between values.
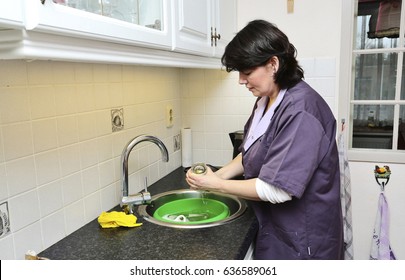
137;189;247;228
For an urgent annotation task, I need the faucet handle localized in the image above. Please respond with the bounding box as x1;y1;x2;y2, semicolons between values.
144;177;148;193
142;177;151;204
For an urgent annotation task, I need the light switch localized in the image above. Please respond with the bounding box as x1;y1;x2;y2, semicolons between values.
287;0;294;13
166;104;174;128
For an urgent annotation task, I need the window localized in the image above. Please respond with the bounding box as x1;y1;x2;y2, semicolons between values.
347;0;405;162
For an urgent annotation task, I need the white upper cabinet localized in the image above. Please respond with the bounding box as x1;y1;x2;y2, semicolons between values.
172;0;237;58
212;0;237;58
0;0;24;28
30;0;172;50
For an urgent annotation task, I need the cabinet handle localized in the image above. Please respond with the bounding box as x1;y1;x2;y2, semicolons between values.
211;27;221;47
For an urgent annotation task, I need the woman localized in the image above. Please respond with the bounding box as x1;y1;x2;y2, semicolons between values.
186;20;343;260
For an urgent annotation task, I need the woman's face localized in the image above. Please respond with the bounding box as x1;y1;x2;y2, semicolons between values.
238;59;279;98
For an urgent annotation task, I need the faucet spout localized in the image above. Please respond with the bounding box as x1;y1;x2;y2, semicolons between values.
121;135;169;212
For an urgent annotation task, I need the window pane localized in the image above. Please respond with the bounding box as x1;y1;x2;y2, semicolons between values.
401;55;405;100
399;105;405;149
53;0;164;30
352;104;394;149
354;53;397;100
355;0;401;50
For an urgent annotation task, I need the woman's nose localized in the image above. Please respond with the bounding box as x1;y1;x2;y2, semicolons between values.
239;73;247;85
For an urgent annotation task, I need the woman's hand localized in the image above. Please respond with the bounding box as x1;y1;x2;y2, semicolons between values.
186;166;223;192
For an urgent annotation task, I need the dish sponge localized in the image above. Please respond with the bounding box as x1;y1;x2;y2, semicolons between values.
98;211;142;228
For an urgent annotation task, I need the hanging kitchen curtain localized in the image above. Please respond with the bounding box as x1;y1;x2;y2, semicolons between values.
337;123;354;260
358;0;401;39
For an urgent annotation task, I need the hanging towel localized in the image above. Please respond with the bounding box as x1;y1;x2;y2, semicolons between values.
338;130;354;260
98;211;142;228
370;192;396;260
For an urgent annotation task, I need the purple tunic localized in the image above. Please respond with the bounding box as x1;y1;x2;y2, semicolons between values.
241;81;344;260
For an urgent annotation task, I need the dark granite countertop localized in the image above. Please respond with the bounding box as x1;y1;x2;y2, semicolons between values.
40;167;258;260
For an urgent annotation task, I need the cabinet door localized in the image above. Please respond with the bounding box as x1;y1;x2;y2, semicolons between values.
0;0;23;28
27;0;172;50
172;0;213;56
212;0;237;58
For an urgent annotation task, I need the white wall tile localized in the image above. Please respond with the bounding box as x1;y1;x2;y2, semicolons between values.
57;115;79;147
77;112;98;141
107;83;124;108
61;173;83;206
84;192;101;223
2;123;33;161
35;150;61;186
98;160;115;188
30;86;56;120
0;235;15;259
26;61;54;86
59;144;81;177
6;157;36;197
41;210;66;249
52;61;76;85
54;85;78;115
38;180;63;217
76;84;96;113
0;129;4;163
94;84;111;110
8;190;40;232
97;135;113;162
122;82;138;105
74;63;93;83
64;200;85;235
314;57;336;77
0;60;28;87
96;110;112;136
299;58;315;78
0;164;8;201
82;166;100;196
0;87;31;124
100;182;119;211
93;64;109;83
13;222;43;260
80;139;100;169
32;119;58;153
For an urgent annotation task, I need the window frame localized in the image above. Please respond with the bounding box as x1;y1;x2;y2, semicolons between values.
339;0;405;164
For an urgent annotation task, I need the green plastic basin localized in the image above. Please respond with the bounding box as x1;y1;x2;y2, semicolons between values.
153;197;230;224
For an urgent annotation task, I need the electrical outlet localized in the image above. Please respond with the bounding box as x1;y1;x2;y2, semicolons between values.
174;134;181;151
111;108;124;132
166;104;174;128
0;201;11;238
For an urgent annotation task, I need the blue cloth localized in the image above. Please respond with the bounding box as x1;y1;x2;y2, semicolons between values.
370;192;396;260
242;81;344;260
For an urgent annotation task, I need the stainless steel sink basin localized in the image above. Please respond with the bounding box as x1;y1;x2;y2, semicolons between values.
137;189;247;228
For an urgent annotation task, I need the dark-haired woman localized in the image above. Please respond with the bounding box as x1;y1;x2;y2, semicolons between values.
186;20;343;260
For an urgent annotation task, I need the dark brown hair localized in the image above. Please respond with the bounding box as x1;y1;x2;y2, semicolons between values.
221;19;304;89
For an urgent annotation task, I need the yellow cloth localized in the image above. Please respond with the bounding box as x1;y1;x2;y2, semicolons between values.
97;211;142;228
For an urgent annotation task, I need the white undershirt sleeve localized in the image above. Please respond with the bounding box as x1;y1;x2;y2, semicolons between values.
255;178;292;203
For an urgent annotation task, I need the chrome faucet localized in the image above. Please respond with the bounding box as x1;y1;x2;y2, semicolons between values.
121;135;169;214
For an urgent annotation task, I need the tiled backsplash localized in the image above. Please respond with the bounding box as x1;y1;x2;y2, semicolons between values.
0;57;336;259
0;60;183;259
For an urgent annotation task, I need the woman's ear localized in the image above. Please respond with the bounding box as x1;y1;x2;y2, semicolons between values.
266;56;279;73
270;56;279;72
